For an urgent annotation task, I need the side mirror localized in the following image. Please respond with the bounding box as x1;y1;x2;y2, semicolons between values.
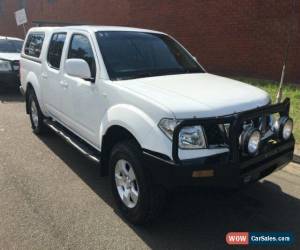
65;59;92;81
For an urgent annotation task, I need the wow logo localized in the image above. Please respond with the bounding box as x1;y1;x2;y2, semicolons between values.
226;232;294;246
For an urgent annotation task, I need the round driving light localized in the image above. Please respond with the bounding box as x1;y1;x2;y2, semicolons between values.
240;128;261;156
282;118;293;140
273;116;293;140
272;119;280;133
248;130;261;155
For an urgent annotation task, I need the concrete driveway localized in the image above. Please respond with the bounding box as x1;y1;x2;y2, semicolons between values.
0;91;299;250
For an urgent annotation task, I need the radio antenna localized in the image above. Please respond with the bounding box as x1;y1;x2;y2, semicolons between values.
276;0;297;103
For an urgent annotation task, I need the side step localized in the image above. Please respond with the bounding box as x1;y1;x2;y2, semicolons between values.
44;119;101;164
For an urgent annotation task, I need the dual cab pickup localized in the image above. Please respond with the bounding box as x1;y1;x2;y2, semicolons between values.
20;26;294;224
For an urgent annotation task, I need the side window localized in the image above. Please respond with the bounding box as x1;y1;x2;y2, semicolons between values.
68;34;96;78
24;33;45;58
47;33;67;69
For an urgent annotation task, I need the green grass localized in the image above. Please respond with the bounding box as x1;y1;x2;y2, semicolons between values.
233;77;300;144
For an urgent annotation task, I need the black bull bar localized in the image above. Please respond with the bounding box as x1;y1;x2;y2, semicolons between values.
172;98;293;164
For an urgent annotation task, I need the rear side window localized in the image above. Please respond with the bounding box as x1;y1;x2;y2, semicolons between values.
47;33;67;69
24;33;45;58
68;34;96;78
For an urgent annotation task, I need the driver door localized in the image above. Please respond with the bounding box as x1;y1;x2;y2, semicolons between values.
60;32;106;148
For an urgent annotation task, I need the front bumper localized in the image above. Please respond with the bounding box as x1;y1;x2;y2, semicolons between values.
143;138;294;189
143;98;295;189
0;71;20;87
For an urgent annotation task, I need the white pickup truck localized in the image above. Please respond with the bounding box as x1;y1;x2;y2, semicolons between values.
20;26;294;224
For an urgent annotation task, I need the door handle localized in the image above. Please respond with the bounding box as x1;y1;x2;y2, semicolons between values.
41;73;48;79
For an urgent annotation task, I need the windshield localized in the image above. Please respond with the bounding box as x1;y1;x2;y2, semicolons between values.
95;31;204;80
0;39;23;53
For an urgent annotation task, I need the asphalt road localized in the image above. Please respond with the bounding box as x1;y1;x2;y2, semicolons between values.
0;90;299;250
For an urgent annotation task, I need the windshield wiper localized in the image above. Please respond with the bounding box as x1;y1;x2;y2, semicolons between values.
115;68;202;81
183;68;203;73
117;72;153;80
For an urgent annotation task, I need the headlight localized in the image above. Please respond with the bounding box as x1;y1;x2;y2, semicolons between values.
158;118;207;149
240;128;261;155
272;116;293;140
0;59;12;72
179;126;206;149
158;118;179;140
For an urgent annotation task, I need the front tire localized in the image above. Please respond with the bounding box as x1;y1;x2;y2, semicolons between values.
110;140;166;225
28;90;47;135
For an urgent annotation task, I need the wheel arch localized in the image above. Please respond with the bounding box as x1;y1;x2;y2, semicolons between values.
24;72;43;114
101;125;141;176
25;82;34;114
99;104;160;176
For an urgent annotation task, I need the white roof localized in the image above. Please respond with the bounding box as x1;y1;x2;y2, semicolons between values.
0;36;23;41
28;25;165;34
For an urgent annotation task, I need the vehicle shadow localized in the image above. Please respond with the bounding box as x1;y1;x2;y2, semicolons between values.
39;133;300;250
0;88;24;103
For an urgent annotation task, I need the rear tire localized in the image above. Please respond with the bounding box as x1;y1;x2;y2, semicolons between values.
28;90;47;135
109;140;166;225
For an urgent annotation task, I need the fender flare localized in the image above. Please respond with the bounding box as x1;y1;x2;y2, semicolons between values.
99;104;158;150
25;72;46;114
